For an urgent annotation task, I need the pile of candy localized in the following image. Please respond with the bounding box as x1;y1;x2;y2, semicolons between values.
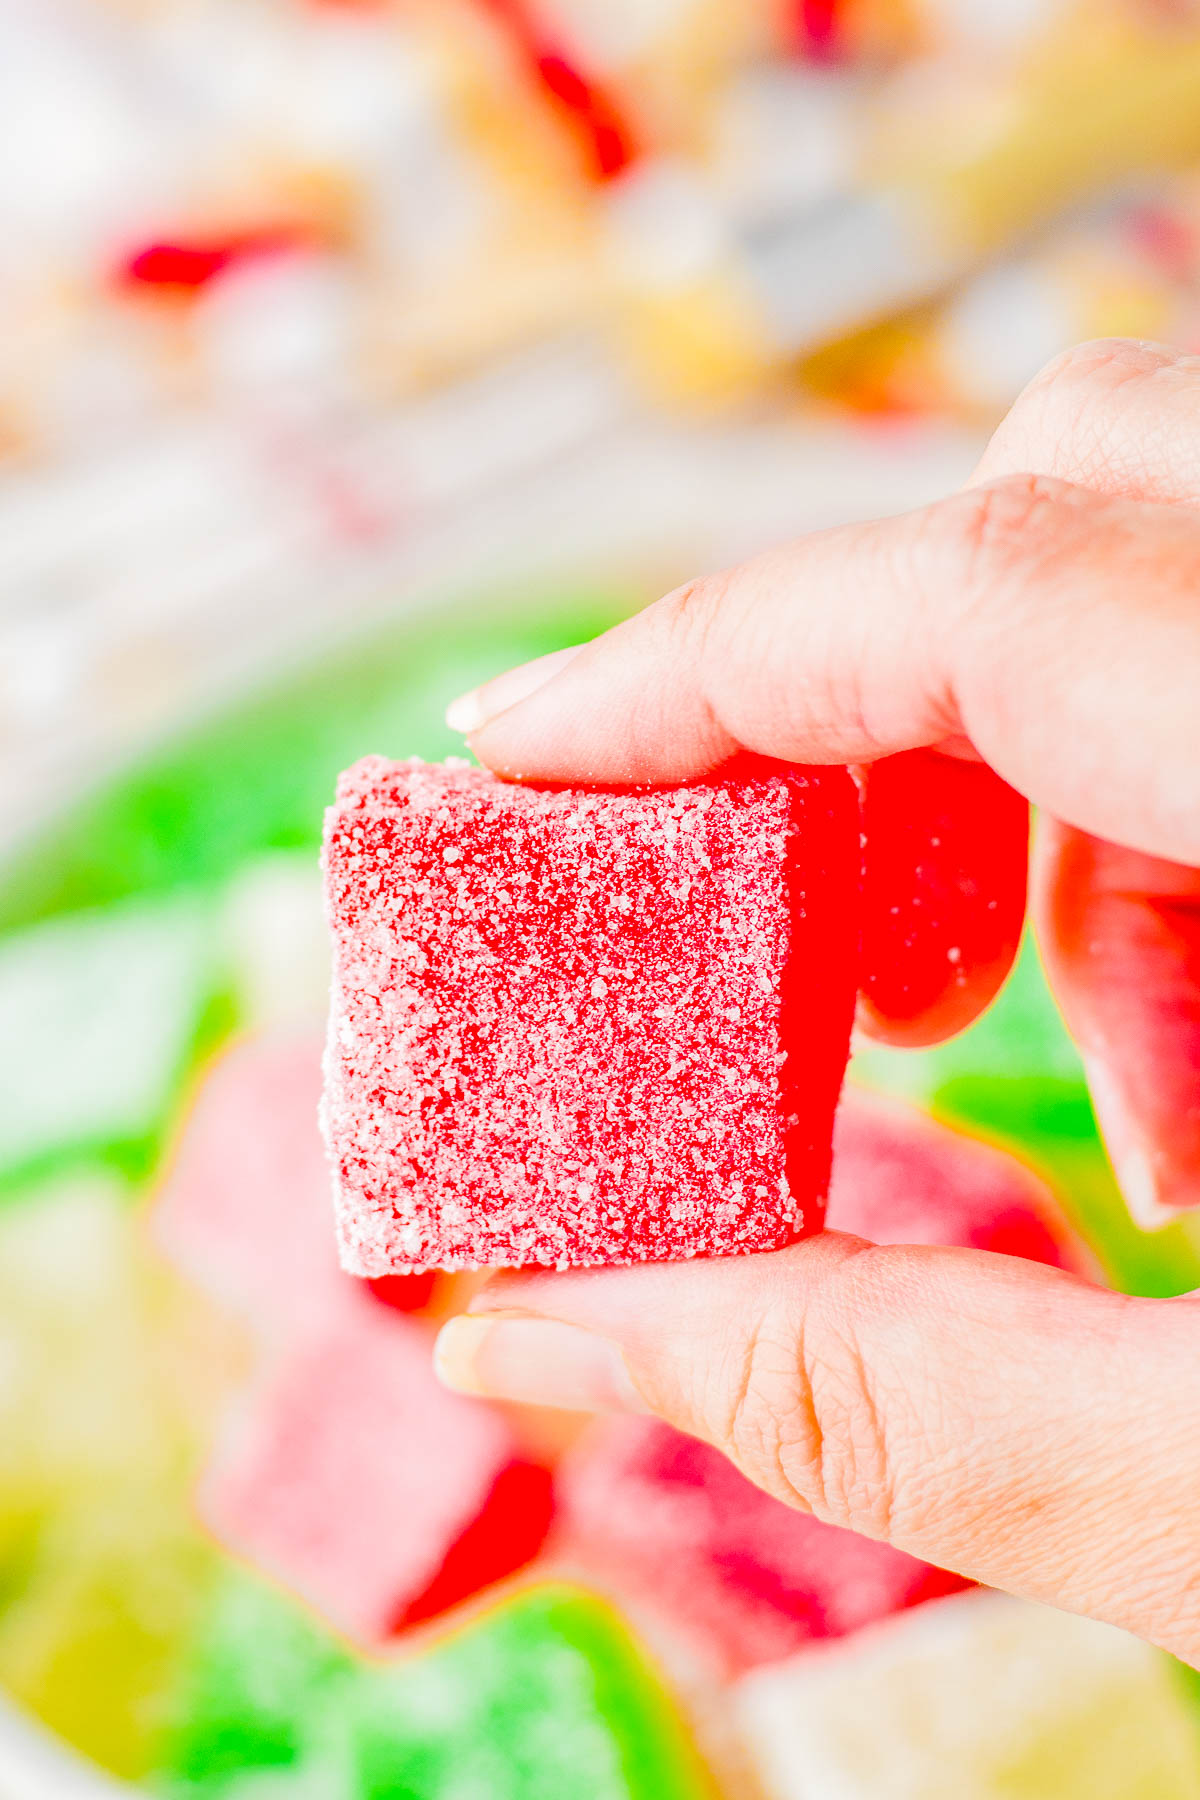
2;594;1200;1796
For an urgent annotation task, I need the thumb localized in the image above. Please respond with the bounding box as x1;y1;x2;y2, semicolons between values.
436;1240;1200;1666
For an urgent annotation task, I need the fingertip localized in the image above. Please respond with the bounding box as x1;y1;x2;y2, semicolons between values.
1036;823;1200;1232
445;645;587;752
434;1314;650;1413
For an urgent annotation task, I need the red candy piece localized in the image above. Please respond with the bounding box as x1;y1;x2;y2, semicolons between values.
120;228;302;295
791;0;844;60
558;1416;967;1677
156;1037;346;1330
200;1294;551;1647
829;1090;1078;1270
322;757;860;1273
476;0;636;180
155;1037;436;1332
557;1099;1079;1676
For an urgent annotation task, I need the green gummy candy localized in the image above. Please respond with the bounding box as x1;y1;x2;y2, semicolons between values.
158;1574;354;1794
0;896;223;1193
851;934;1085;1107
0;595;626;937
352;1585;713;1800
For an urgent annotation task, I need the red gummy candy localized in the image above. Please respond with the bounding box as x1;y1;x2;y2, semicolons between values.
120;228;302;294
200;1295;550;1648
829;1090;1078;1271
155;1036;438;1332
322;757;861;1273
477;0;636;180
557;1100;1079;1676
558;1416;967;1676
155;1037;346;1331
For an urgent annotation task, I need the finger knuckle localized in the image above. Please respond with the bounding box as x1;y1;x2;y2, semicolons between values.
659;574;729;664
1025;336;1179;405
723;1249;900;1539
934;473;1083;595
994;338;1182;477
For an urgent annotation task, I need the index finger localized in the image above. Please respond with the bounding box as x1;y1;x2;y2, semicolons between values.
458;474;1200;868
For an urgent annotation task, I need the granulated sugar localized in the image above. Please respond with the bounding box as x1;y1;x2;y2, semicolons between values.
322;757;859;1271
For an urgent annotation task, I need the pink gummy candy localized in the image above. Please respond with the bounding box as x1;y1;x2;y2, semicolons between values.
200;1292;552;1647
829;1090;1077;1268
155;1036;434;1331
155;1037;344;1328
557;1101;1079;1675
322;756;860;1273
558;1415;967;1677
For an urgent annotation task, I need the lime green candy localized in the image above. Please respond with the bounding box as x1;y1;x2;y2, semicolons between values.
160;1582;713;1800
351;1585;713;1800
160;1575;355;1796
0;595;627;938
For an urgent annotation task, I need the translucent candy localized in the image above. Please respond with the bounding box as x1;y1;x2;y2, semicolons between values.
557;1417;968;1678
0;897;214;1183
155;1033;438;1333
155;1036;351;1335
198;1295;552;1649
348;1584;713;1800
830;1089;1079;1268
734;1590;1200;1800
0;1179;234;1779
159;1573;354;1798
323;756;860;1271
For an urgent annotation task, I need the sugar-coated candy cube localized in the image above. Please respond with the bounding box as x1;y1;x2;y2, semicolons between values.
0;896;212;1183
0;1178;241;1780
348;1584;715;1800
556;1417;966;1677
156;1038;345;1331
734;1590;1200;1800
829;1089;1078;1268
159;1573;354;1798
322;756;860;1272
198;1295;552;1648
155;1035;436;1327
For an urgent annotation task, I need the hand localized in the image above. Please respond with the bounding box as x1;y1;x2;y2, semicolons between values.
436;339;1200;1667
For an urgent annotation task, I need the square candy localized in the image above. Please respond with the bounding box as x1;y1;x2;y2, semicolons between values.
154;1035;436;1333
557;1418;967;1677
829;1090;1080;1269
155;1036;346;1332
322;756;860;1273
199;1296;552;1648
734;1591;1200;1800
350;1583;714;1800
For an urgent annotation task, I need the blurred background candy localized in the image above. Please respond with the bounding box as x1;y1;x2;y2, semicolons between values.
7;0;1200;1794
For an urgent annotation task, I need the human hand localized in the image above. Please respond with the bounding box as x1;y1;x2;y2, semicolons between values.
436;339;1200;1666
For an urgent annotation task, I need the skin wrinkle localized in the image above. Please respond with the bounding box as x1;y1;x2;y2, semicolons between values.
723;1302;817;1514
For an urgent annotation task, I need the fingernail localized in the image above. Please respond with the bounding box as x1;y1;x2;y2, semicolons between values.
434;1316;649;1413
1082;1053;1174;1231
445;645;584;736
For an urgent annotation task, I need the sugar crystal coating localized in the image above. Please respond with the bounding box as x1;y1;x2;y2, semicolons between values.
155;1036;347;1331
734;1591;1200;1800
322;756;860;1272
199;1295;550;1648
350;1584;714;1800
